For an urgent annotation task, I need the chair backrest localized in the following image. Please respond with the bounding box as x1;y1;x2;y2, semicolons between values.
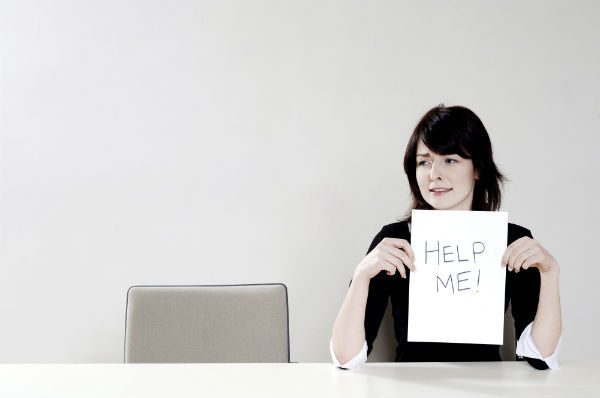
367;299;516;362
124;284;290;363
499;301;516;361
366;301;395;362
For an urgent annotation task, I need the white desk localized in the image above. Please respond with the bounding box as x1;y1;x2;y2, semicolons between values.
0;361;597;397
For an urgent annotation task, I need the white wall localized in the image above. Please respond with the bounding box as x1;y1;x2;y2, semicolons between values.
0;0;598;362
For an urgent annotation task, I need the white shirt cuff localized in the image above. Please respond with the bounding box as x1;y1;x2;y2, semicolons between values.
330;339;368;370
516;321;561;369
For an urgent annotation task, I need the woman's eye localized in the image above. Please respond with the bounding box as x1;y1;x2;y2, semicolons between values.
417;160;430;166
446;158;457;164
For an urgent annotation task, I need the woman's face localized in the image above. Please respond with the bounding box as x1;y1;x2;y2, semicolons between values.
415;140;477;211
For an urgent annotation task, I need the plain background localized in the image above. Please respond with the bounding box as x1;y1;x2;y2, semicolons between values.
0;0;598;363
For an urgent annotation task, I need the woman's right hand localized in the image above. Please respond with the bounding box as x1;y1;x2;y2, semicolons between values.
353;238;416;281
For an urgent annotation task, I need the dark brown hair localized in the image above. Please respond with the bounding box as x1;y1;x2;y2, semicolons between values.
402;104;506;220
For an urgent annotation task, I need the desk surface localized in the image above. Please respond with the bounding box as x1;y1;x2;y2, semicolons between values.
0;361;597;398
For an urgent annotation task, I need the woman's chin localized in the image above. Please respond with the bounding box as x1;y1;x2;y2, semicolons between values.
428;200;460;211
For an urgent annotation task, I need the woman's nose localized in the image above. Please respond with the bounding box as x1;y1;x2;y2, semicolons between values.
429;161;443;180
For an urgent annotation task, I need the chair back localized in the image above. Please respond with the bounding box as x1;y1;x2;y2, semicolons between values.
125;284;289;363
499;301;516;361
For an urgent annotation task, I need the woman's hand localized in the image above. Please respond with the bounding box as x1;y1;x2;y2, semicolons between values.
502;237;559;276
353;238;416;281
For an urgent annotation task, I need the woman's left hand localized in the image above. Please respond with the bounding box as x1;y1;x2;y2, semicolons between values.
502;237;559;275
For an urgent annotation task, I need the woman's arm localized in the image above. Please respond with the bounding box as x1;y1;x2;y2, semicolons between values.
531;265;561;357
331;237;415;365
331;275;370;364
503;237;562;357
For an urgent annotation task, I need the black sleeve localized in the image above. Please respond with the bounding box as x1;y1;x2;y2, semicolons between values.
510;228;549;370
362;227;393;356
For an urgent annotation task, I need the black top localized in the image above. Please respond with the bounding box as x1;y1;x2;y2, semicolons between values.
363;221;548;370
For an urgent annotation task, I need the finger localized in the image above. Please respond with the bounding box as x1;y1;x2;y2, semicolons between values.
384;245;415;271
513;247;537;273
381;251;407;275
380;260;396;276
507;240;535;271
385;238;415;261
382;252;407;279
502;237;530;266
521;251;543;271
370;249;396;276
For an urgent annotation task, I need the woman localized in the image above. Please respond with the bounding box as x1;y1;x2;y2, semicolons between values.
331;105;562;370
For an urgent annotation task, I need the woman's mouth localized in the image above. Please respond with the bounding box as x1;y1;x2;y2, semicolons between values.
430;188;452;196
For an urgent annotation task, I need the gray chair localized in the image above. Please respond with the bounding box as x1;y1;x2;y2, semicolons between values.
124;284;289;363
499;301;516;361
367;299;516;362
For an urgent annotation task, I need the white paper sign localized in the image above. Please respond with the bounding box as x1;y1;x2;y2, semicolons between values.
408;210;508;345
